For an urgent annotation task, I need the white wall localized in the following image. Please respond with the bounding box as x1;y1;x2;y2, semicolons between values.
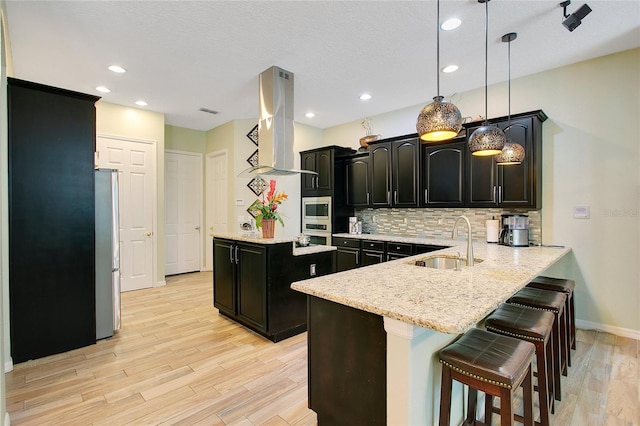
322;48;640;335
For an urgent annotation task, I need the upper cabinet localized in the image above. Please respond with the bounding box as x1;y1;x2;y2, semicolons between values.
301;146;355;198
301;148;333;196
421;132;466;207
369;136;419;207
466;111;547;208
346;154;370;207
345;110;546;209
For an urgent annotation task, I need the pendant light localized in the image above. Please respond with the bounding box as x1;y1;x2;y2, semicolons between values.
468;0;506;156
416;0;463;143
496;32;525;165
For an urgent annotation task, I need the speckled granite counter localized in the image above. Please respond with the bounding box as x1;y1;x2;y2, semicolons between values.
211;232;336;256
292;239;571;334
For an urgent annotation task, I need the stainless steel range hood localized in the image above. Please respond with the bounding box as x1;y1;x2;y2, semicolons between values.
239;66;316;176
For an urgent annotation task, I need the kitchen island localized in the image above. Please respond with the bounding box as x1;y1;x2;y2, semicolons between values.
291;236;572;425
212;233;336;341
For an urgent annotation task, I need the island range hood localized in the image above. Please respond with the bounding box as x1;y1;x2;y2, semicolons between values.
239;66;316;176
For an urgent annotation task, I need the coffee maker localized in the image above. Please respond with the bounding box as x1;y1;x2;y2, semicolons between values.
499;214;530;247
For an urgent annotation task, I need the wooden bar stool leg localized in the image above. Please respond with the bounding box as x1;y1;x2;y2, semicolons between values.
552;316;562;401
499;387;513;426
560;309;569;376
465;388;477;426
439;364;453;426
569;294;576;350
522;365;534;426
485;394;494;425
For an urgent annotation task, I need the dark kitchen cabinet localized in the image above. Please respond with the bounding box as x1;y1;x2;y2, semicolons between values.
334;237;361;272
421;135;466;207
301;148;332;196
466;111;546;208
213;238;334;341
361;240;385;266
8;78;100;363
369;136;419;207
346;155;370;207
386;242;413;261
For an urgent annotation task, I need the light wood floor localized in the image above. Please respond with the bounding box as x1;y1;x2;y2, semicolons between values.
5;271;639;425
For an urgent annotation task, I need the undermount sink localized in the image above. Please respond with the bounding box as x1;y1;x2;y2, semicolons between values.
409;255;484;270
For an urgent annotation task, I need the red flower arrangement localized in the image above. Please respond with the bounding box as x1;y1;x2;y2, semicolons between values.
250;179;288;228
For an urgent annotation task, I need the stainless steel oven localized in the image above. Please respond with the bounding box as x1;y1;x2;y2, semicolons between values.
302;196;331;245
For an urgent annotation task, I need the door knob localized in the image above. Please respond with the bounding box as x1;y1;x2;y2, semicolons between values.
195;226;200;231
145;232;152;237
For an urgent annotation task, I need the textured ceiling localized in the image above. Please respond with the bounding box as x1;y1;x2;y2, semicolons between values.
5;0;639;131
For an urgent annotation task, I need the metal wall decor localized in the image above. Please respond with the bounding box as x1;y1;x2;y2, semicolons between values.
246;124;259;146
246;149;259;167
247;176;267;196
247;199;262;218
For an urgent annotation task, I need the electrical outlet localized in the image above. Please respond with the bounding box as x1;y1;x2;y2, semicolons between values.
573;206;590;219
403;218;408;224
310;264;316;276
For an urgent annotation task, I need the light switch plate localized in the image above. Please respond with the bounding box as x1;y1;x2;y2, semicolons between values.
573;206;590;219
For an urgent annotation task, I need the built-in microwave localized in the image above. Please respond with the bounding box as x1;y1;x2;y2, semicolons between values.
302;196;332;245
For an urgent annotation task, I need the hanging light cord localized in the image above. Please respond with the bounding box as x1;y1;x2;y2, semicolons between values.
436;0;440;97
507;35;512;127
483;0;489;124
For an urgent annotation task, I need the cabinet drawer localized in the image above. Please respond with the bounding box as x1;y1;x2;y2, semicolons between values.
361;240;384;251
334;237;360;249
386;242;412;255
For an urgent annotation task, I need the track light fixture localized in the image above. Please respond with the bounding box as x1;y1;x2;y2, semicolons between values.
560;1;592;32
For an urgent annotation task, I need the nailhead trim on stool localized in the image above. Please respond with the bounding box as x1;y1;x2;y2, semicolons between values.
438;328;536;426
527;276;576;353
486;303;556;426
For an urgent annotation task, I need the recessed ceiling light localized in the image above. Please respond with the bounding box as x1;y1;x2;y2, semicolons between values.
360;93;372;101
305;112;315;118
441;18;462;31
442;65;459;73
108;65;126;73
96;86;110;93
135;100;148;107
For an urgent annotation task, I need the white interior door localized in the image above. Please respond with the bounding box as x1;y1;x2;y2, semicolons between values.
205;150;228;270
98;135;155;292
165;150;202;275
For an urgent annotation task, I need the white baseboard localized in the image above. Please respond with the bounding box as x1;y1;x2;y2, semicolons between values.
4;358;12;373
576;319;640;340
155;280;166;287
5;412;10;426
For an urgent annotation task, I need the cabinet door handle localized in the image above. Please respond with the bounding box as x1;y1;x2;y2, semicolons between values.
235;246;239;264
394;191;398;204
355;251;359;265
367;193;370;204
493;186;497;203
387;191;391;204
229;245;234;264
498;186;503;203
424;189;428;203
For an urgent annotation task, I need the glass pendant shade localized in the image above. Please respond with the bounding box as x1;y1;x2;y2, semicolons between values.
469;124;506;156
417;96;463;142
496;140;525;165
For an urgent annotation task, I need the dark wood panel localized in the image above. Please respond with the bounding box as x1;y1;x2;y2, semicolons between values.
308;296;387;426
8;78;99;363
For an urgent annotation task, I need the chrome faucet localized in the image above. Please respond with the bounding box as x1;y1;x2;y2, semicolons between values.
451;216;474;266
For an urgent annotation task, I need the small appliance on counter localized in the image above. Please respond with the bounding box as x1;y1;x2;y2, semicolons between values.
499;214;530;247
348;217;362;235
485;217;500;243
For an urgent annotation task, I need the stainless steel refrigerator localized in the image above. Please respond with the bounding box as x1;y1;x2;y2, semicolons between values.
95;169;122;339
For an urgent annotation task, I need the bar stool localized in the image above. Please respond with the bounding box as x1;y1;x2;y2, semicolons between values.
438;328;536;426
507;287;568;401
485;303;556;426
527;276;576;354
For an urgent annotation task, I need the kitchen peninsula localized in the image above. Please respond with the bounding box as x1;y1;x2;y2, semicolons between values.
291;236;572;425
212;233;336;342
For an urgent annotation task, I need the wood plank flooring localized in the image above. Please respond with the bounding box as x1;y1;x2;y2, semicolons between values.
5;271;639;425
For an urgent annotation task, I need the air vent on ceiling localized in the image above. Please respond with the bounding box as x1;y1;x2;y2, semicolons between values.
198;108;219;115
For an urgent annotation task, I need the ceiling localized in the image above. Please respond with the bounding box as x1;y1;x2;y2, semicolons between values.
5;1;639;132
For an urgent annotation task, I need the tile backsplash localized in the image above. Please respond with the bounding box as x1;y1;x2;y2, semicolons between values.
354;207;542;244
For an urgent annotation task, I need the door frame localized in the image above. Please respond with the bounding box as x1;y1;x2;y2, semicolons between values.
165;149;204;272
97;133;159;289
205;149;229;271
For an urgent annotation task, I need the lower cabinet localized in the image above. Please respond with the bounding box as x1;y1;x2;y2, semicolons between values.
213;238;335;341
334;237;448;270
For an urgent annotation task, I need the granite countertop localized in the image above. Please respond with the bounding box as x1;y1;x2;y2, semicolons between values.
292;239;571;335
212;232;337;256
